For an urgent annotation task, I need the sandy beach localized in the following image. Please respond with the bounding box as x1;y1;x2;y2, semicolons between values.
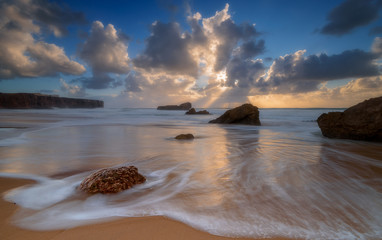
1;177;291;240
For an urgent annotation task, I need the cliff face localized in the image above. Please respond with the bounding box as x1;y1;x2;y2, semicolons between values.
0;93;104;109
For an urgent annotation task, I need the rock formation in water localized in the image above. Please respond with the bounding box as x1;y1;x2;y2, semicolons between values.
157;102;192;110
317;96;382;141
0;93;103;109
185;108;210;115
209;103;261;125
79;166;146;194
175;133;195;140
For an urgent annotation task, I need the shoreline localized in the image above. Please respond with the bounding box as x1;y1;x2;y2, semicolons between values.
0;177;292;240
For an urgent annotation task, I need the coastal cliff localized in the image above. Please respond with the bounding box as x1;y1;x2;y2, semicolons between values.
0;93;104;109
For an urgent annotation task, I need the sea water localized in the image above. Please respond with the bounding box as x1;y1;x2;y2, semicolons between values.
1;108;382;239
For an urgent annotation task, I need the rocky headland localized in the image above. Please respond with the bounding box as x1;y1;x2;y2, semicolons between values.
157;102;192;110
0;93;104;109
209;103;261;125
317;96;382;141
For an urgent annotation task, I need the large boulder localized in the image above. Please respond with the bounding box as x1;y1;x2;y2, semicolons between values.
185;108;210;115
157;102;192;110
317;96;382;141
209;103;261;125
79;166;146;194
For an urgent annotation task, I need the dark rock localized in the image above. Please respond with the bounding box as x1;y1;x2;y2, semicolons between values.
79;166;146;194
209;103;261;125
317;96;382;141
0;93;103;109
175;133;194;140
157;102;192;110
185;108;210;115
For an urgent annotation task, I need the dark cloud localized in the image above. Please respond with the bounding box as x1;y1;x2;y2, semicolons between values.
265;49;381;93
72;74;122;90
133;21;198;77
369;25;382;35
5;0;86;37
76;21;130;89
236;40;265;60
214;19;260;71
226;58;266;88
320;0;382;36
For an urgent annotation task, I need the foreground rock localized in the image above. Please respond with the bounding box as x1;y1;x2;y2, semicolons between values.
185;108;210;115
175;133;194;140
157;102;192;110
0;93;103;109
79;166;146;194
317;96;382;141
209;103;261;125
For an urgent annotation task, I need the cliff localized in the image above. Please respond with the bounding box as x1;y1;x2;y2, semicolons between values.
0;93;104;109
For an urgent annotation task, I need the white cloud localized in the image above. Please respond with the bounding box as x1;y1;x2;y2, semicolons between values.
0;0;86;79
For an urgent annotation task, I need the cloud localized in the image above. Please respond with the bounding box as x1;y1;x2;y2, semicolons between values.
371;36;382;55
133;21;198;77
60;78;85;97
369;25;382;35
77;21;130;89
0;0;86;79
320;0;382;36
226;58;266;88
264;48;381;93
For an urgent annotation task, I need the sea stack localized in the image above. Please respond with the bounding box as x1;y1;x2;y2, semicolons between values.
317;96;382;141
157;102;192;110
209;103;261;125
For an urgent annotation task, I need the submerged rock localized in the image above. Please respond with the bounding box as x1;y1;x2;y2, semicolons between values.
157;102;192;110
185;108;210;115
79;166;146;194
317;96;382;141
175;133;194;140
209;103;261;125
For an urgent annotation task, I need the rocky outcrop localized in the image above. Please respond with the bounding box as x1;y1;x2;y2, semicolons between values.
79;166;146;194
0;93;103;109
175;133;194;140
317;96;382;141
157;102;192;110
209;103;261;125
185;108;210;115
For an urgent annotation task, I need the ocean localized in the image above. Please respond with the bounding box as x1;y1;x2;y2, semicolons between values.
0;108;381;239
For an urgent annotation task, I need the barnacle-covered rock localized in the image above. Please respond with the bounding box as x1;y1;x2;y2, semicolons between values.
79;166;146;194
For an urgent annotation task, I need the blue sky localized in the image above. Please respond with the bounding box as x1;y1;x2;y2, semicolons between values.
0;0;382;107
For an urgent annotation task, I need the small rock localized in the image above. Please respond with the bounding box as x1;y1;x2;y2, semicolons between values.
175;133;195;140
186;108;210;115
79;166;146;194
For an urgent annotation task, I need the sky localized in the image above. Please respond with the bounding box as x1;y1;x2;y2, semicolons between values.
0;0;382;108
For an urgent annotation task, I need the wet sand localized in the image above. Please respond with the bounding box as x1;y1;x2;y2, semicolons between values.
0;177;291;240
